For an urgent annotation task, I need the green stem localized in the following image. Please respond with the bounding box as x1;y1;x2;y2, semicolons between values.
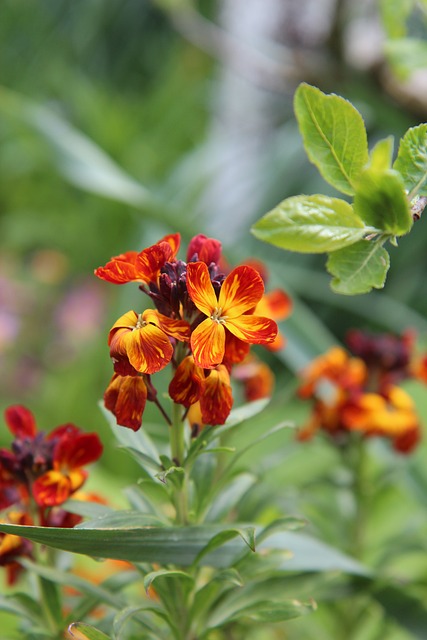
348;436;369;560
170;401;190;525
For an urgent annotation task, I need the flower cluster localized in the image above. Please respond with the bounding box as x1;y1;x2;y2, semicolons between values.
297;330;425;454
95;233;290;431
0;405;102;583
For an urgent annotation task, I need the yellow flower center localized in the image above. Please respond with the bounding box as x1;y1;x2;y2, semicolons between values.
135;314;147;330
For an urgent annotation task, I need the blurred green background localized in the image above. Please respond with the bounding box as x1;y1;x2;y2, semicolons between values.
2;1;427;638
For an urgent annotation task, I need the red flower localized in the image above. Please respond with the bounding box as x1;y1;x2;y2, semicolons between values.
186;262;277;369
94;234;180;285
187;234;222;265
104;373;148;431
169;356;206;407
200;365;233;425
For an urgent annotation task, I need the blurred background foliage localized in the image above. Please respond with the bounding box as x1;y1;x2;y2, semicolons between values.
1;1;427;636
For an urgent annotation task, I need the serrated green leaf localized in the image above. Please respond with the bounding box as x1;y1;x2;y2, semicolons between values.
394;124;427;198
354;167;412;233
327;240;390;295
68;622;112;640
252;195;368;253
294;83;369;194
369;136;394;170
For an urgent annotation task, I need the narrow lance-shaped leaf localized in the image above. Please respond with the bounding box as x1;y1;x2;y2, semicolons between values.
326;240;390;295
354;167;412;234
252;195;369;253
394;124;427;198
294;83;369;195
68;622;112;640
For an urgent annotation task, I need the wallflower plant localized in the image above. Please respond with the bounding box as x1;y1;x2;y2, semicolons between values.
1;85;427;640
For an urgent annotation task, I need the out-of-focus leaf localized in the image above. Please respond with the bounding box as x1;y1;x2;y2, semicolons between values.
64;500;114;519
354;168;412;234
143;569;195;594
0;593;42;623
326;240;390;295
256;517;307;545
294;83;369;195
21;559;126;610
68;622;112;640
205;473;257;522
192;527;256;566
369;136;394;171
374;583;427;639
385;38;427;78
252;195;368;253
394;124;427;198
261;531;370;576
380;0;412;38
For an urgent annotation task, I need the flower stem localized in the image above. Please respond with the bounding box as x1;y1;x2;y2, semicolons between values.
170;401;186;466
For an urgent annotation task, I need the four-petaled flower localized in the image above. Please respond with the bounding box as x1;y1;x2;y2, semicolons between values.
186;262;278;369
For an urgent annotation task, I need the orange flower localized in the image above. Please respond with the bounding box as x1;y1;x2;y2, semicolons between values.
169;356;206;407
33;429;103;507
186;262;277;369
298;347;367;399
233;355;275;401
254;289;292;351
342;387;420;439
104;373;148;431
200;365;233;425
108;309;190;375
94;234;180;285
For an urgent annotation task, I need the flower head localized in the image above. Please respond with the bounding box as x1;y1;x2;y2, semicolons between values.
187;262;277;369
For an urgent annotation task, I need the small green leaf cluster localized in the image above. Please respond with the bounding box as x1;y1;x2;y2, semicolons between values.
252;83;427;295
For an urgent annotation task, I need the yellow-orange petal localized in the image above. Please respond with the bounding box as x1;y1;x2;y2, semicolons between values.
200;365;233;425
162;233;181;258
219;266;264;318
142;309;190;342
223;332;250;367
124;323;173;374
135;242;173;283
169;356;205;406
33;470;72;507
225;315;277;345
108;310;139;344
104;374;148;431
255;289;293;321
191;318;225;369
94;251;140;284
186;262;218;317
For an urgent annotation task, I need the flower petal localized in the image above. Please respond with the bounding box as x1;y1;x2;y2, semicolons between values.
135;242;173;284
94;251;139;284
191;318;225;369
186;262;218;317
4;405;37;439
219;266;264;317
142;309;190;342
104;374;148;431
53;433;103;470
187;234;222;265
124;324;174;374
169;356;205;407
223;332;250;367
33;470;73;507
200;365;233;425
225;315;277;345
255;289;292;321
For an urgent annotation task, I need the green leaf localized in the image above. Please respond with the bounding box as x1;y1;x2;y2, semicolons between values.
68;622;112;640
231;599;316;623
0;593;43;623
369;136;394;171
75;510;166;529
326;240;390;295
294;83;369;194
192;527;256;566
374;583;427;639
0;523;249;567
143;569;195;594
385;38;427;78
380;0;412;38
354;167;412;234
252;195;368;253
394;124;427;198
205;474;257;522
